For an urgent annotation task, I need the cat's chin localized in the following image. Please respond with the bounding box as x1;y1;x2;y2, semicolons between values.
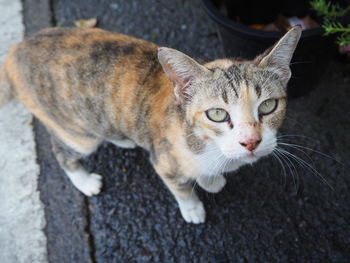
237;154;260;165
223;149;273;164
243;148;275;164
222;152;259;163
243;155;260;163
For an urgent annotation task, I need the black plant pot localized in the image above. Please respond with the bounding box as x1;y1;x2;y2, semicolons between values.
202;0;338;98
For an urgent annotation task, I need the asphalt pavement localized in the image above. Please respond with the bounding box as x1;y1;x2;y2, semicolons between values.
24;0;350;262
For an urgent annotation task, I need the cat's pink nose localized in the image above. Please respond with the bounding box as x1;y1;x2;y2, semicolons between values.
239;138;262;151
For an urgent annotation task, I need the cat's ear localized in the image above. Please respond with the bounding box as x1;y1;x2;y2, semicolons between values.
255;26;302;83
158;47;209;103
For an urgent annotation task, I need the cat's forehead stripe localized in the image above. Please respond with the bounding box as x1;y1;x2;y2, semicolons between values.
226;64;265;99
221;89;228;104
226;64;243;84
255;84;261;98
220;68;239;98
212;67;239;99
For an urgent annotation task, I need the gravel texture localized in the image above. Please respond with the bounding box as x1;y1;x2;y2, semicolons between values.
34;0;350;262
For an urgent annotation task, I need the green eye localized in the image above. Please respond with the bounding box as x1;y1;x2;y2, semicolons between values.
206;108;230;122
258;99;278;115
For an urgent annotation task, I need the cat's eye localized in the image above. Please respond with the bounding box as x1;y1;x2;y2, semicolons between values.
258;99;278;115
206;108;230;122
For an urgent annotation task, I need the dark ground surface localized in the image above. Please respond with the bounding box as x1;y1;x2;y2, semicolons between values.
26;0;350;262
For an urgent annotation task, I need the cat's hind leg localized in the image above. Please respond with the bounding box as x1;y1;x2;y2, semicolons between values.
51;136;103;196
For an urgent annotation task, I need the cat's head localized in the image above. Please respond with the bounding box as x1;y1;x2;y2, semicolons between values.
158;26;301;164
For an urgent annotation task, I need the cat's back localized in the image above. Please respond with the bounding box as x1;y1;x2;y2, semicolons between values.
8;27;161;97
8;27;159;77
3;27;165;141
14;27;157;57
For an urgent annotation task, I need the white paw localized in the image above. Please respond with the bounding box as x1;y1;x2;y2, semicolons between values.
79;173;103;196
179;201;206;224
198;174;226;193
67;169;103;196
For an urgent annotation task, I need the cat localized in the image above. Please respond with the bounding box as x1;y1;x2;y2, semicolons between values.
0;26;301;223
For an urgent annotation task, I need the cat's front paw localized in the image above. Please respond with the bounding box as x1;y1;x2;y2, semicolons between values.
197;174;226;193
178;199;206;224
79;173;103;196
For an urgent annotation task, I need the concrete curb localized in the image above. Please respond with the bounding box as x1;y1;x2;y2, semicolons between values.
0;0;47;262
22;0;95;262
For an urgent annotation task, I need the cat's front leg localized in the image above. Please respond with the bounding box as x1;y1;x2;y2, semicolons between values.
154;162;205;224
175;193;205;224
197;174;227;193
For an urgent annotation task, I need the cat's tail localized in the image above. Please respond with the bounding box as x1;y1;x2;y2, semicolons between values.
0;64;14;107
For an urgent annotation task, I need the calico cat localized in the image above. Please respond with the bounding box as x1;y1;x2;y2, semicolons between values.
0;26;301;223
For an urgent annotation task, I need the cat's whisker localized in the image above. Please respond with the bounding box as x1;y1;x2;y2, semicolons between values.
277;134;346;167
289;60;312;65
277;142;315;167
196;149;223;175
192;151;225;196
222;156;231;174
277;142;346;167
275;149;305;191
277;134;316;142
277;148;300;192
257;143;275;152
277;148;333;190
217;154;227;173
200;148;222;155
210;153;226;175
219;154;229;174
274;137;341;190
197;151;222;166
274;148;299;191
271;151;287;187
252;139;276;154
